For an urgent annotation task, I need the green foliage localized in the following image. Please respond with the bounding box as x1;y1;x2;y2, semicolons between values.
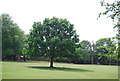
22;34;29;55
28;17;79;67
99;0;120;21
80;40;91;50
96;38;117;64
79;40;96;64
99;0;120;63
1;13;25;60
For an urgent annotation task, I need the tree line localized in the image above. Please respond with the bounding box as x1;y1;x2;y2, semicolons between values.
0;13;118;67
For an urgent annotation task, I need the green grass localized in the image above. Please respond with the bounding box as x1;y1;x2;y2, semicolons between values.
2;61;118;79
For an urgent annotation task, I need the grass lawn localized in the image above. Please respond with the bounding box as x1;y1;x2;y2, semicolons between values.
2;61;118;79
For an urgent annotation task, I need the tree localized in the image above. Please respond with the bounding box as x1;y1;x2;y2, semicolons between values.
90;41;97;64
28;17;79;67
22;34;29;61
1;13;24;61
96;38;117;64
69;48;84;64
80;40;95;64
79;48;91;64
80;40;91;50
99;0;120;62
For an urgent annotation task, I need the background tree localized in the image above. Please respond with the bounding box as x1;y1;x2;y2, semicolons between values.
99;0;120;63
69;48;83;64
80;40;96;64
1;13;25;61
22;34;29;61
96;38;117;64
28;17;79;67
90;41;97;64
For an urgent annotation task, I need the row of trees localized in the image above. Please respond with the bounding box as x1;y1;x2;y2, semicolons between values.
1;14;25;61
55;38;117;65
1;13;118;67
74;38;117;65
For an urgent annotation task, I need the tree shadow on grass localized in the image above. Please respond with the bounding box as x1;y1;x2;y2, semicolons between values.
28;66;93;72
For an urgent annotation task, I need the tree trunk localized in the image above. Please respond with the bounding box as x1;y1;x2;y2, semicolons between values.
23;55;26;62
109;61;111;65
50;57;54;68
91;54;94;64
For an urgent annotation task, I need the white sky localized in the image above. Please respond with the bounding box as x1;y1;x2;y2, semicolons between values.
0;0;116;42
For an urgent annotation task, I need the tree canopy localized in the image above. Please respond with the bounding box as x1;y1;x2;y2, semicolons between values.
96;38;117;64
1;13;25;60
28;17;79;67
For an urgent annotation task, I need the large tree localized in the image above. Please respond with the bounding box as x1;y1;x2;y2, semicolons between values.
28;17;79;67
1;13;24;60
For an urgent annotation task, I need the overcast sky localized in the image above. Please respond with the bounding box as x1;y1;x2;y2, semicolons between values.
0;0;116;42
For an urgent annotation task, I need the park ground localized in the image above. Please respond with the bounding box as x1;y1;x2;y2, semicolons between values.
2;61;118;79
